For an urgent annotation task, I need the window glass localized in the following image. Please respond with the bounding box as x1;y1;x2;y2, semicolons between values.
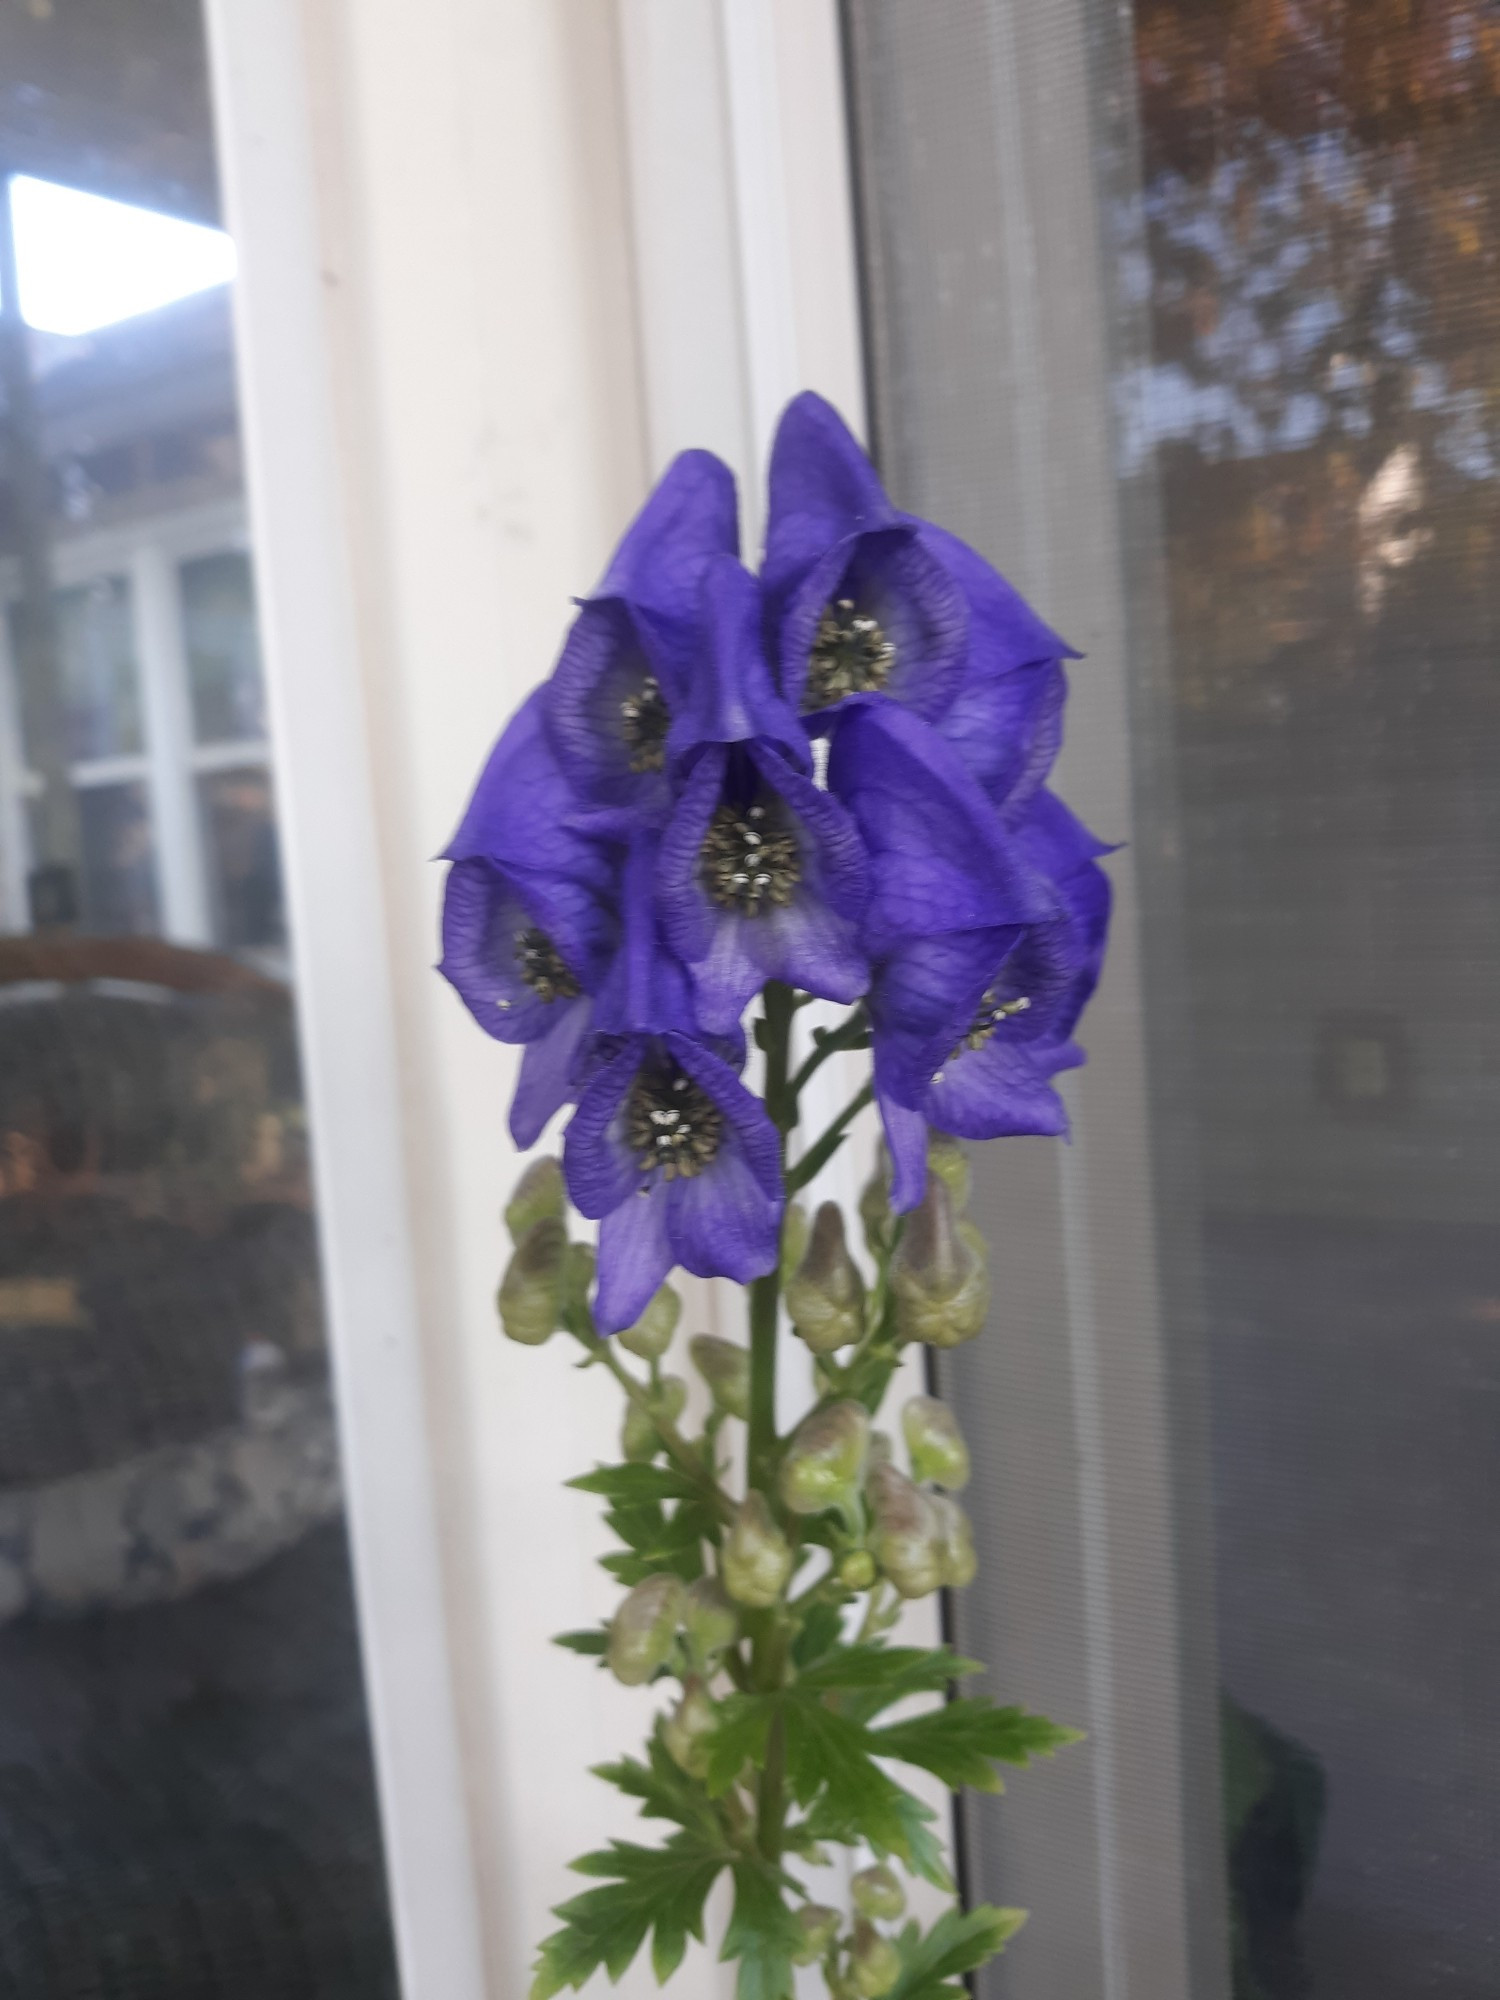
0;7;398;1993
846;3;1500;1996
181;550;267;745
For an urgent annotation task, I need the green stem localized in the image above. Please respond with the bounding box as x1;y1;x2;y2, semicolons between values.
787;1004;869;1099
785;1080;875;1195
577;1332;734;1523
748;984;795;1495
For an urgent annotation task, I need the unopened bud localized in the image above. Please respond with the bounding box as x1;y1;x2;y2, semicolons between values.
868;1461;944;1599
851;1864;906;1921
838;1548;877;1590
851;1919;901;1997
689;1335;751;1420
868;1430;894;1469
682;1576;738;1662
780;1202;810;1285
787;1203;866;1354
902;1396;971;1490
889;1178;988;1347
617;1283;682;1361
607;1573;684;1686
780;1400;870;1520
622;1375;688;1461
859;1145;895;1255
931;1492;978;1589
562;1240;596;1326
662;1679;717;1778
927;1134;972;1213
722;1491;793;1609
791;1904;841;1967
497;1217;566;1345
505;1157;566;1242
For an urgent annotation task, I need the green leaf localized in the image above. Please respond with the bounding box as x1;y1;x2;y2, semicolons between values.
791;1599;845;1669
551;1627;608;1658
702;1693;775;1797
796;1642;984;1722
594;1737;722;1839
568;1462;699;1503
782;1699;952;1890
871;1700;1082;1794
884;1905;1028;2000
721;1860;802;2000
529;1833;725;1997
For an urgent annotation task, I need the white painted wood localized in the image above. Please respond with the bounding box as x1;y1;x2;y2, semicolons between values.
131;540;211;944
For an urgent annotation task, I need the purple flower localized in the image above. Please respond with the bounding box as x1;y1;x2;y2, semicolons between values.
441;689;621;1146
764;394;1075;815
565;1033;783;1332
548;451;741;826
657;558;870;1033
867;792;1113;1209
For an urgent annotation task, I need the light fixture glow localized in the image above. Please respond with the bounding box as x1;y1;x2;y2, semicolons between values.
5;175;236;337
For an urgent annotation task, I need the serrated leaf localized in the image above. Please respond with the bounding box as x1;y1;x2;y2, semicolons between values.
796;1642;983;1720
782;1698;953;1889
568;1462;698;1502
594;1737;722;1839
885;1904;1028;2000
529;1833;725;1997
702;1693;775;1796
791;1599;845;1669
551;1627;608;1658
871;1700;1081;1794
722;1860;802;2000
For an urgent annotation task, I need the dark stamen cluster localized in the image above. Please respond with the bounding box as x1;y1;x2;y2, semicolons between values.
956;988;1030;1057
700;799;801;917
626;1062;724;1180
514;928;581;1004
807;595;896;709
619;673;669;773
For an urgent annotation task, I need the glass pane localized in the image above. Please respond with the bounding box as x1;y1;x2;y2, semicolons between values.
0;7;399;1993
77;778;158;933
11;575;141;762
198;765;284;951
846;4;1500;1997
181;549;268;745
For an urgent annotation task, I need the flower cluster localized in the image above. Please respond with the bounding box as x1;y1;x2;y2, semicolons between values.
441;394;1110;1332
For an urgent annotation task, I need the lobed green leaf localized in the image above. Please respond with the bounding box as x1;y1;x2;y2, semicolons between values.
870;1700;1082;1794
721;1860;803;2000
551;1627;608;1658
529;1832;725;1997
883;1904;1029;2000
567;1462;700;1503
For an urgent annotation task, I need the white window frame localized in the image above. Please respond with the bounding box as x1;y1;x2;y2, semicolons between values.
0;495;277;953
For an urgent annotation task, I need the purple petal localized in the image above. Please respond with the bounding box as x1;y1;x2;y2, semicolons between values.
828;703;1055;952
596;451;741;647
665;1140;780;1284
780;528;968;724
923;1035;1071;1141
445;690;613;888
595;1191;675;1334
665;556;806;771
439;859;583;1043
878;1089;930;1213
591;833;699;1038
938;658;1066;820
666;1034;784;1200
918;524;1077;670
563;1042;644;1220
510;1001;592;1148
547;600;675;823
764;393;897;608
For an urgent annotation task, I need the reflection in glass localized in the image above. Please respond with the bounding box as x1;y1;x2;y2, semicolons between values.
182;549;267;745
77;778;158;933
0;4;398;1992
198;765;283;950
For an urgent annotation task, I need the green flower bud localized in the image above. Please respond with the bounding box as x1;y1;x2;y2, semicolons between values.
682;1575;738;1662
689;1335;751;1420
867;1461;944;1599
828;1976;860;2000
607;1573;684;1686
504;1156;566;1243
779;1201;810;1285
620;1374;688;1463
791;1903;842;1967
851;1864;906;1922
889;1178;989;1347
617;1283;682;1361
851;1919;902;1997
931;1492;978;1589
901;1395;971;1490
926;1133;972;1214
779;1400;870;1519
838;1548;877;1591
662;1679;717;1778
786;1202;866;1354
497;1217;566;1345
722;1491;793;1609
859;1146;894;1254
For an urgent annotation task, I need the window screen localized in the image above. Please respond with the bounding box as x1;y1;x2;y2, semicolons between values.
844;2;1500;1996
